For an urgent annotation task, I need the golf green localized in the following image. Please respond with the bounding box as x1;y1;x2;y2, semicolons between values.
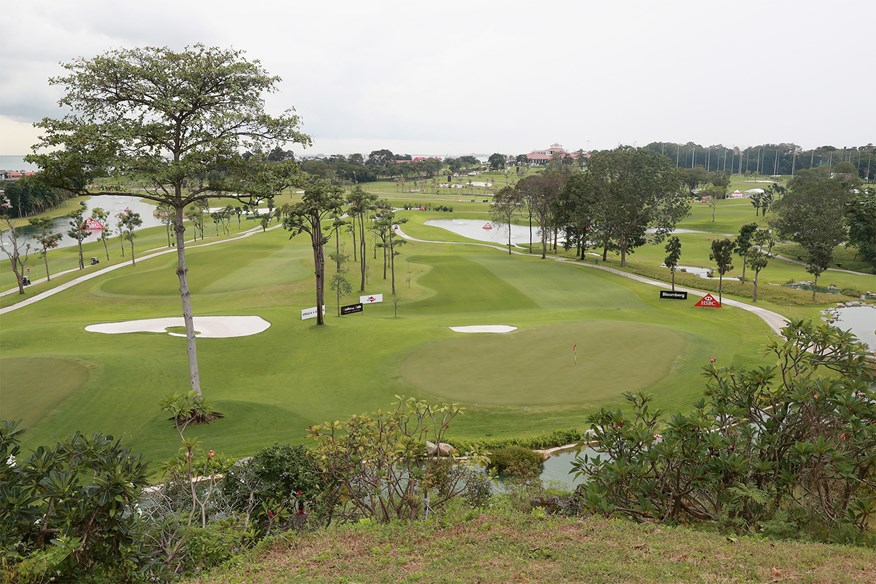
401;321;685;406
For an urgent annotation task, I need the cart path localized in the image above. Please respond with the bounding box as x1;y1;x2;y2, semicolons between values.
395;226;790;336
0;224;280;315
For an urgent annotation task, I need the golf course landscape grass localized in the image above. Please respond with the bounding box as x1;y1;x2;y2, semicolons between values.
1;181;874;472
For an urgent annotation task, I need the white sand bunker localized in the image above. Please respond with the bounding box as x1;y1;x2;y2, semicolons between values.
85;316;270;339
450;325;517;334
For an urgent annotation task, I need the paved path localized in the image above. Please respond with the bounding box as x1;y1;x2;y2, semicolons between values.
395;226;790;336
1;221;793;337
1;224;278;316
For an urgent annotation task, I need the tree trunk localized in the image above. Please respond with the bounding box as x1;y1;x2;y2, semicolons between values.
507;221;512;255
77;239;84;269
359;215;367;292
541;227;547;259
620;241;627;267
174;206;203;397
718;274;723;304
102;237;109;261
44;253;51;281
741;258;747;282
812;273;818;302
311;219;326;326
130;238;136;266
351;218;357;262
752;273;758;302
390;231;396;295
528;211;533;253
671;269;675;292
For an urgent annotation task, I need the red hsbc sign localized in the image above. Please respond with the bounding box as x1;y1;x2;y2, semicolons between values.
694;293;721;308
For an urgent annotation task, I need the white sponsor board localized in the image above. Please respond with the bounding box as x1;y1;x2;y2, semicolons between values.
360;294;384;304
301;305;326;320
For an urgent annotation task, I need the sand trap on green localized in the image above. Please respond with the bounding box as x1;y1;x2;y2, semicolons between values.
401;321;686;407
0;357;90;428
450;325;517;333
84;316;270;338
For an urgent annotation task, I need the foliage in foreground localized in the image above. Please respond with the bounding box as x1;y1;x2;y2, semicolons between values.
0;421;150;583
573;320;875;545
307;396;487;522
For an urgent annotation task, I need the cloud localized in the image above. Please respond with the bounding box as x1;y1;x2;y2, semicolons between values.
1;0;874;154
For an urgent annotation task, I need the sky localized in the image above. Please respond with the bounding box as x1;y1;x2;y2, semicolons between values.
1;0;873;157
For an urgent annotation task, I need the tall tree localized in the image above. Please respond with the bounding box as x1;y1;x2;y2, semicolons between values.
347;186;378;291
29;217;63;281
587;148;687;267
772;169;850;301
846;187;876;270
117;208;142;265
370;201;407;293
90;207;111;260
516;172;567;259
555;173;598;259
664;236;682;292
709;238;735;304
283;179;345;326
746;229;775;303
734;222;758;282
28;45;309;399
490;185;522;255
0;214;31;294
67;208;92;270
488;153;506;171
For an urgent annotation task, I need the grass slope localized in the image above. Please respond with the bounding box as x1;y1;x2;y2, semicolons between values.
187;509;876;583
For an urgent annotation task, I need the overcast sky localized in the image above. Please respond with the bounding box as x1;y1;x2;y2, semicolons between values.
1;0;873;157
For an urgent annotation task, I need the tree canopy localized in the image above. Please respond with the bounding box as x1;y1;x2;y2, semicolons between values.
27;44;309;398
585;147;687;266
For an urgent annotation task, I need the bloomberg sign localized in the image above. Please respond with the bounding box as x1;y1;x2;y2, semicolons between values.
659;290;688;300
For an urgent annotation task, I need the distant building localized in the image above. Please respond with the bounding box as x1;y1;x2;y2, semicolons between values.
524;143;584;166
0;170;37;181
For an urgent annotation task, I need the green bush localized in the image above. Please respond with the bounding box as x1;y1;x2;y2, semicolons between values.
221;443;326;532
488;446;544;478
572;320;875;545
0;421;152;582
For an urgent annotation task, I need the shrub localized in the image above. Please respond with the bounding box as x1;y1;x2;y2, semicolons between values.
488;446;544;478
221;443;326;532
0;421;151;582
308;397;475;522
572;320;875;544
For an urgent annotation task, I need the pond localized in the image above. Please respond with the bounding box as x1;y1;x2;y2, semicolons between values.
424;218;544;246
828;305;876;351
3;196;163;251
491;446;599;493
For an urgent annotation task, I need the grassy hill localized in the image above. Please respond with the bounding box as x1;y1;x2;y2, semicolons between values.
186;506;876;583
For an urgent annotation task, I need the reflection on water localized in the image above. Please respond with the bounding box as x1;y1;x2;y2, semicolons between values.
491;447;598;493
424;219;543;246
830;306;876;351
2;196;162;251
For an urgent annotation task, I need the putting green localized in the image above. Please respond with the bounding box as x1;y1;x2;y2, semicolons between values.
400;321;686;406
0;357;91;428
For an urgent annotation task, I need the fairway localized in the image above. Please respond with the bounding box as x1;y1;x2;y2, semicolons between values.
0;212;786;463
401;321;685;406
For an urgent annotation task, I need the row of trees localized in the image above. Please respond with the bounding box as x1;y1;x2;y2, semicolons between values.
772;167;875;291
492;147;690;265
644;141;876;180
280;181;406;326
0;179;75;219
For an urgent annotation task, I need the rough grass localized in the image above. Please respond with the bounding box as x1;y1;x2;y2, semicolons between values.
187;508;876;583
